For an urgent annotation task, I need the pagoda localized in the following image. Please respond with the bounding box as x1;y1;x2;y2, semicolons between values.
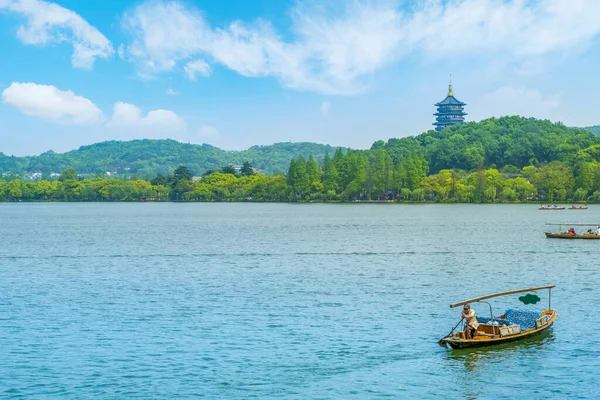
433;77;467;131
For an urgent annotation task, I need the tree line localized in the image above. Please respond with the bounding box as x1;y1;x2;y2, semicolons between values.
1;156;599;203
2;117;600;203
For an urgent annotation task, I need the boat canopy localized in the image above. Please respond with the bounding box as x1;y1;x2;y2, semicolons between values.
546;223;600;226
450;286;555;308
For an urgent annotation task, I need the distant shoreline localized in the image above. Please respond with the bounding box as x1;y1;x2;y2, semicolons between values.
0;200;591;205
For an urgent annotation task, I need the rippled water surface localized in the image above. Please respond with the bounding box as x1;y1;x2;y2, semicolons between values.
1;203;599;398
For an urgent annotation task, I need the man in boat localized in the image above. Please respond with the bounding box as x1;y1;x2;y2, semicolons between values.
567;227;576;236
596;226;600;236
461;304;479;339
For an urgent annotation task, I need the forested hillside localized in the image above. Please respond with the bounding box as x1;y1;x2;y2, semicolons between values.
374;116;598;173
583;126;600;135
0;140;340;177
281;117;600;202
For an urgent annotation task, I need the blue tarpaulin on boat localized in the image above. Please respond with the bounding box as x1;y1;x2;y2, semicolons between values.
477;309;542;329
503;309;542;330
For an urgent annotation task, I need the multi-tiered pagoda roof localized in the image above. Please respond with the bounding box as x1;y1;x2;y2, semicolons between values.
433;79;467;131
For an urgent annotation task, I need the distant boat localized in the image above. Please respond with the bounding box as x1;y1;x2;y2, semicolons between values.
439;286;556;349
569;205;588;210
140;196;158;202
539;204;565;210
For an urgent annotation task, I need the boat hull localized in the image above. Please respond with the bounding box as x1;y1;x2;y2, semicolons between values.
545;232;600;239
441;312;556;349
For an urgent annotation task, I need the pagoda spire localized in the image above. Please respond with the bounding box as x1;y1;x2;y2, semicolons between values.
448;74;453;96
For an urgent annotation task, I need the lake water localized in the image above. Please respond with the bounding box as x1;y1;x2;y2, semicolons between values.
1;203;599;398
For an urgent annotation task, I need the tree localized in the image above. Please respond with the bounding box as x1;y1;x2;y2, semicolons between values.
59;168;78;182
174;179;193;198
371;140;385;149
574;161;595;195
0;179;6;200
240;161;255;176
151;174;169;186
306;155;320;182
173;166;193;182
221;165;237;175
341;152;368;200
322;153;339;193
171;165;194;199
286;156;310;200
7;179;23;200
396;152;429;190
525;162;574;201
370;149;392;198
509;177;536;201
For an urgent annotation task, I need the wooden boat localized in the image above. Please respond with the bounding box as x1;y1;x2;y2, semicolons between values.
439;286;556;349
569;205;588;210
545;232;600;239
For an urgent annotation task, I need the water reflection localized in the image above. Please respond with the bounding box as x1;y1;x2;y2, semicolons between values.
444;330;555;398
446;330;554;369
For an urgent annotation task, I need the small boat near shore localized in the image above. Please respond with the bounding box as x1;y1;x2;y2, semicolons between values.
539;204;565;210
140;196;158;202
569;205;588;210
439;286;556;349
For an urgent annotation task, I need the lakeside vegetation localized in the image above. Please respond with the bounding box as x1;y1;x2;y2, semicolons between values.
3;116;600;203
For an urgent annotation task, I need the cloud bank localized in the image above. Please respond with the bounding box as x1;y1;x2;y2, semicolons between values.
120;0;600;94
2;82;186;138
2;82;102;124
109;102;186;135
0;0;113;68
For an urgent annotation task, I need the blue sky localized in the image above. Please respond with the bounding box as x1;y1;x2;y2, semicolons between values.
1;0;600;156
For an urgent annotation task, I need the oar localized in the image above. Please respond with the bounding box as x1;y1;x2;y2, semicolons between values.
438;318;463;345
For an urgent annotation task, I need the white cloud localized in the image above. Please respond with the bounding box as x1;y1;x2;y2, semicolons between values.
2;82;102;124
0;0;113;68
403;0;600;59
121;0;600;95
1;81;193;144
165;87;178;96
473;86;561;121
108;102;186;137
184;59;211;80
320;101;330;116
121;1;208;72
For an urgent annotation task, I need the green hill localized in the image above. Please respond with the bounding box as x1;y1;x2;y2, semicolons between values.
582;126;600;135
0;140;341;177
375;116;599;174
2;117;597;180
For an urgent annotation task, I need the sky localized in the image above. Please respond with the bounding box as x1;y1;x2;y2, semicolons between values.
1;0;600;156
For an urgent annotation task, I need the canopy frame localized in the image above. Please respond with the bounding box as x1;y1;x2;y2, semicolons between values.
546;223;600;226
450;285;555;309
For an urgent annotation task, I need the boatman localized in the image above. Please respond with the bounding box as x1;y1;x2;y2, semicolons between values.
462;304;479;339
